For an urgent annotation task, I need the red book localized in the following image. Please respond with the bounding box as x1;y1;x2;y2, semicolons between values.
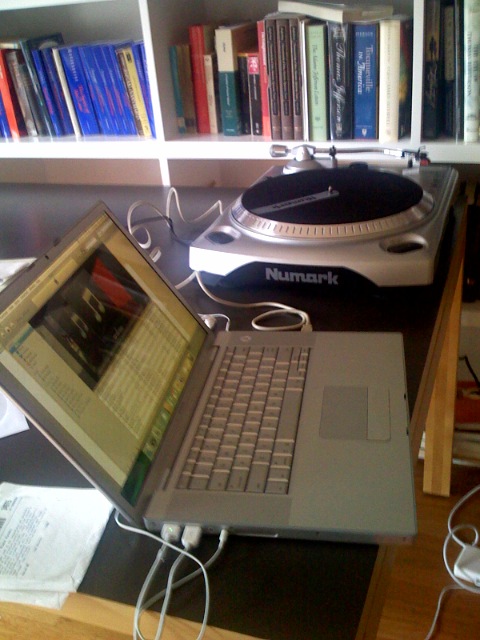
0;49;27;138
188;24;215;134
256;19;271;138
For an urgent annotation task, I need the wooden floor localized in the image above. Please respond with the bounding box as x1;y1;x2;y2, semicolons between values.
377;461;480;640
1;461;479;639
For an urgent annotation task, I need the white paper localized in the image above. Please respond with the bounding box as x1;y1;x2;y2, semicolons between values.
0;391;29;439
0;483;112;608
0;258;34;292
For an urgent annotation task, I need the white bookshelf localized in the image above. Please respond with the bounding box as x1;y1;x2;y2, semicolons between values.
0;0;475;187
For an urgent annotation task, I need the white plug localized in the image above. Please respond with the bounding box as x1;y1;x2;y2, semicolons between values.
454;545;480;586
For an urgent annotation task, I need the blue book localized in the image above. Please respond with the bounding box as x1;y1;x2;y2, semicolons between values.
78;44;119;135
31;48;64;136
353;22;378;140
99;42;137;135
59;46;100;136
40;47;75;135
0;91;11;138
131;41;155;137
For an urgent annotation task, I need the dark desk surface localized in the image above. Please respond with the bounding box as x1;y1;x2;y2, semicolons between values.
0;182;462;640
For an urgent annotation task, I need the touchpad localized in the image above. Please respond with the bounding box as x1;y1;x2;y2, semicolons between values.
319;386;391;441
320;386;367;440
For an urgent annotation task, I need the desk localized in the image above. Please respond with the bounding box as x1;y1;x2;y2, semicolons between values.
0;181;466;639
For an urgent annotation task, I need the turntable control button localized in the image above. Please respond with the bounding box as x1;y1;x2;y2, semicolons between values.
206;231;235;244
386;241;424;254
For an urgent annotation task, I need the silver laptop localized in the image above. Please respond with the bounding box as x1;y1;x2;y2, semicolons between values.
0;201;416;543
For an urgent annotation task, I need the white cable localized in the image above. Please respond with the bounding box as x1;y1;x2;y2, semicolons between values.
114;513;210;640
195;271;312;331
424;484;480;639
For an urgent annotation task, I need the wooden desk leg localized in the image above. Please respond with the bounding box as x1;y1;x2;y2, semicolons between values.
423;257;463;496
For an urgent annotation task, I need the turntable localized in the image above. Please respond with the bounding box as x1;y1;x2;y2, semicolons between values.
189;145;459;289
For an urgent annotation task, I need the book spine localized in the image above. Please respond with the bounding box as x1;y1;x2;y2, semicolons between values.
6;50;38;137
31;48;64;136
327;21;353;140
423;0;443;139
115;45;152;137
178;43;197;133
398;19;413;139
0;50;27;138
0;91;11;138
59;46;100;136
78;45;118;135
203;51;221;134
379;18;414;143
132;42;156;137
276;16;294;139
238;52;251;134
353;22;378;140
257;20;271;138
92;44;128;135
19;40;54;136
51;47;81;136
289;16;304;140
41;47;74;135
298;18;310;140
101;44;137;136
306;22;329;141
169;44;187;133
464;0;480;142
248;52;263;135
443;1;456;136
189;24;214;134
265;16;282;139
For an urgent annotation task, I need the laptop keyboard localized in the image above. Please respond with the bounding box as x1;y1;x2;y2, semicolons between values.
177;345;309;495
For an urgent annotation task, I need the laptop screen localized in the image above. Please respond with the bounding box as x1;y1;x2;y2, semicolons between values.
0;207;208;505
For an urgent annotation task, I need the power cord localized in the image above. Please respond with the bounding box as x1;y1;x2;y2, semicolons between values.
125;190;312;331
424;484;480;639
114;512;215;640
195;271;312;332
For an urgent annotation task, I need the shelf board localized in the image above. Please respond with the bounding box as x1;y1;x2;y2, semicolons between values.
0;0;114;9
0;136;160;160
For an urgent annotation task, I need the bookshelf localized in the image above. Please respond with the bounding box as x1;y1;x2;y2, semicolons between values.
0;0;476;188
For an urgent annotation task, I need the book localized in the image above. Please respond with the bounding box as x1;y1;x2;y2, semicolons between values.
265;14;282;139
289;14;308;140
298;17;311;140
454;0;465;140
204;51;221;134
5;49;39;137
169;43;196;134
353;22;378;140
13;34;65;137
58;45;100;136
277;1;394;23
238;51;252;134
464;0;480;142
276;14;294;139
378;16;413;143
0;91;11;138
442;0;457;137
327;21;353;140
78;45;119;135
0;49;27;138
41;46;75;136
305;21;329;141
131;41;156;137
51;47;82;136
115;44;152;137
215;22;257;136
98;43;138;136
189;23;216;134
257;19;272;137
422;0;443;139
31;48;64;136
247;52;263;135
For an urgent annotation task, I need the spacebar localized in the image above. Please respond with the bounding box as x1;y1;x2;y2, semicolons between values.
277;389;303;441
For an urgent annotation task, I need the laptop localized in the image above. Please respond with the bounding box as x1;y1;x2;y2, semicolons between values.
0;201;416;543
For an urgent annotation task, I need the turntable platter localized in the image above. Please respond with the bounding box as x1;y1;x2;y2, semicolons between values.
234;166;434;240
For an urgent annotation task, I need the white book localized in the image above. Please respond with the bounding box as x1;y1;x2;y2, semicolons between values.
277;0;393;23
464;0;480;142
